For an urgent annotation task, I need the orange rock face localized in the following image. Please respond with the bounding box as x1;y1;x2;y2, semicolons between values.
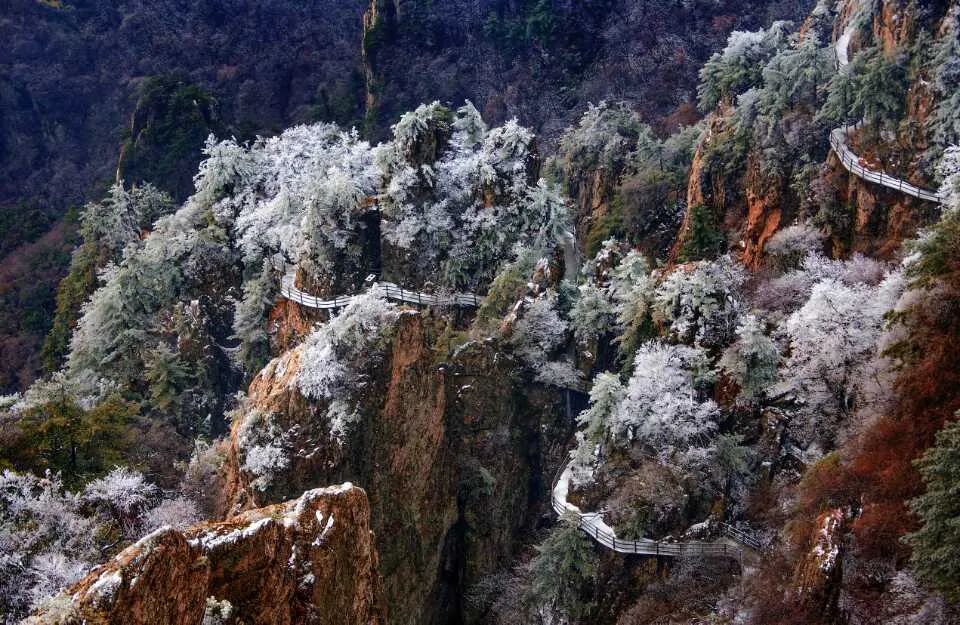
792;508;847;618
26;484;386;625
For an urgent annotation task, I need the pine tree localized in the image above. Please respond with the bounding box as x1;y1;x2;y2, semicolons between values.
907;417;960;602
526;514;598;622
144;343;189;415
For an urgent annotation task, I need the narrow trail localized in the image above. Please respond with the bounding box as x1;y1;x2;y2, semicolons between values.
279;272;480;309
551;462;760;560
830;22;943;204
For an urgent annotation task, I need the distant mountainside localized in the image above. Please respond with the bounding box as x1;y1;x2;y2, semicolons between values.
0;0;812;393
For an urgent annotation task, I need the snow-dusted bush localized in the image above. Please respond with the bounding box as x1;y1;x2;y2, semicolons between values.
82;467;161;529
234;408;291;492
755;251;888;313
652;256;744;348
142;496;201;532
613;343;718;457
511;293;568;366
0;471;97;621
765;223;825;268
534;361;582;389
297;291;398;400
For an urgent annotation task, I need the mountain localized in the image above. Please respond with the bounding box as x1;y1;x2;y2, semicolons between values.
3;1;960;624
0;0;811;394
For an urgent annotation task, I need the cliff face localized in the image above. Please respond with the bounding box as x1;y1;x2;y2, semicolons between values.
26;484;386;625
359;0;814;142
226;311;569;625
674;0;953;267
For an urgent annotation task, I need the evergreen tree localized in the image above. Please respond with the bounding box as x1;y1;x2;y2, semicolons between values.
144;343;189;415
907;417;960;602
526;514;598;623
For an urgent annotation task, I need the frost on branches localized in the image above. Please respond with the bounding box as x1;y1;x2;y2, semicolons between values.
614;343;719;459
775;271;905;446
0;468;198;624
652;256;744;349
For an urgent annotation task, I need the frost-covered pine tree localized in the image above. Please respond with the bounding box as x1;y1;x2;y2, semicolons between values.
570;372;625;483
718;314;779;403
614;343;718;457
652;256;744;348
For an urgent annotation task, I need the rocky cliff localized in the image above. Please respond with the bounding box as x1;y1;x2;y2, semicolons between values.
225;310;571;625
25;483;386;625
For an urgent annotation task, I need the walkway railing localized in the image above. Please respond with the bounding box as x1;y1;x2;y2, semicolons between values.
279;272;480;310
829;125;943;204
830;23;942;205
551;463;758;560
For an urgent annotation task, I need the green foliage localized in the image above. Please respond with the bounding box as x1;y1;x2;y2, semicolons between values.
711;433;751;488
526;514;598;622
118;75;221;201
819;47;908;133
144;343;189;415
8;394;137;487
678;204;726;262
477;250;538;323
41;240;96;373
907;417;960;602
906;209;960;287
311;71;365;129
233;261;279;375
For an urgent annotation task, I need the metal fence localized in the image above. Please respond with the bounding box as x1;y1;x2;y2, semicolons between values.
550;474;754;560
279;273;480;310
829;126;942;204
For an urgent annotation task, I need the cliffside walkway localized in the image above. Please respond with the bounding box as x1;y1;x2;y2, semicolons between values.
830;25;943;204
551;463;760;560
829;124;943;204
280;272;480;310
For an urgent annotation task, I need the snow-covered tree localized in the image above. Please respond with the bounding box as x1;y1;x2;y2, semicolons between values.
698;22;793;111
297;290;398;402
718;314;779;403
79;183;173;258
525;514;598;623
193;135;255;207
613;343;718;457
569;282;615;345
231;260;280;374
144;343;189;414
776;272;905;440
652;256;744;348
511;292;568;367
570;372;625;483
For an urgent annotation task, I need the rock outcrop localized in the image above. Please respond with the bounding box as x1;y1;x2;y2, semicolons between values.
26;484;386;625
226;310;571;624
